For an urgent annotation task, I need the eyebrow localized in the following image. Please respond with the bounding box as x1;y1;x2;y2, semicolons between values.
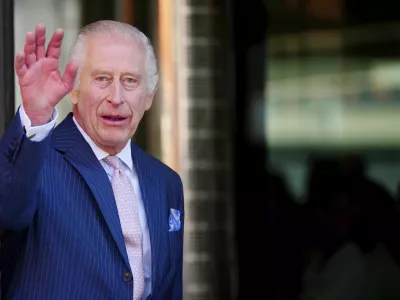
121;71;142;78
90;69;142;78
90;69;113;76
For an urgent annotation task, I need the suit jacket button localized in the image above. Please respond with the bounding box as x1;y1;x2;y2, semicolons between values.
123;272;132;282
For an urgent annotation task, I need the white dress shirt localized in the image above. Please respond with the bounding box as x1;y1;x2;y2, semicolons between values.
19;106;152;299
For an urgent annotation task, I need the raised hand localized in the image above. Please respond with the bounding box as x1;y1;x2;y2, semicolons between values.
15;24;78;126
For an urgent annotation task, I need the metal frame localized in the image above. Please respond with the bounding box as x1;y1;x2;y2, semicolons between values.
0;0;15;137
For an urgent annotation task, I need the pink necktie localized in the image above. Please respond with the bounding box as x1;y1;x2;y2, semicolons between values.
103;156;145;300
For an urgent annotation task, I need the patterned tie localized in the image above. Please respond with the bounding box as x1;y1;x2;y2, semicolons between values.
103;156;145;300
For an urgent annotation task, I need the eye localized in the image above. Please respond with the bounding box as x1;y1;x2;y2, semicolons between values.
122;77;139;87
125;77;136;83
96;76;110;82
94;76;111;87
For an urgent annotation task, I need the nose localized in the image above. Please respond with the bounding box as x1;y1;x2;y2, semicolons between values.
108;80;124;105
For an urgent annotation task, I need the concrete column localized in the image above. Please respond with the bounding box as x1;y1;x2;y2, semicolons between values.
173;1;237;299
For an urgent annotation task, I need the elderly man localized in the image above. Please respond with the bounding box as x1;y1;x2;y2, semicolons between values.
0;20;184;300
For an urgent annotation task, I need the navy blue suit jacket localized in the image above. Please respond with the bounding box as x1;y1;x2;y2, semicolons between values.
0;112;184;300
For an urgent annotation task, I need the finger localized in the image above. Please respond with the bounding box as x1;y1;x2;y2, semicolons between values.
62;60;79;91
35;24;46;59
15;51;27;78
46;29;64;60
24;32;36;68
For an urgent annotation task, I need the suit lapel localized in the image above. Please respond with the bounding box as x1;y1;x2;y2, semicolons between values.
131;142;167;292
52;114;130;268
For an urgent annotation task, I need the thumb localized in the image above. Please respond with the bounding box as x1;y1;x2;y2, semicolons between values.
62;60;79;92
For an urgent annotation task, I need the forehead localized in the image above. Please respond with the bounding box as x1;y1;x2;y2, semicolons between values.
83;35;145;73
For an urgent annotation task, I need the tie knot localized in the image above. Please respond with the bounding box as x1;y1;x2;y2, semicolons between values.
103;156;121;170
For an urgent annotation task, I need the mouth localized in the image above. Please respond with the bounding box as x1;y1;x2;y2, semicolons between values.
101;115;129;125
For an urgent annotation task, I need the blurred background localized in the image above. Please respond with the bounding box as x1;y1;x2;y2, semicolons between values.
2;0;400;299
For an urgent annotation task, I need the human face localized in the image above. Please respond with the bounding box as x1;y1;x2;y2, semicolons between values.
71;35;153;155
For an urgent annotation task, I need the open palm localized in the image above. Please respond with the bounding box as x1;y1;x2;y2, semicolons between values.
15;25;78;125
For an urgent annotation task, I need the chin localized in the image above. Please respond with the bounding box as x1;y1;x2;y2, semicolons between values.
102;137;127;146
98;126;133;143
100;134;130;147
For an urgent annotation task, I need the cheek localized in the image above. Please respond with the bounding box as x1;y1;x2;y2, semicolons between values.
127;93;148;112
91;86;109;103
80;87;109;110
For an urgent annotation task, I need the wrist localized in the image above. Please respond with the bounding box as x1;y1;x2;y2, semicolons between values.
25;109;54;126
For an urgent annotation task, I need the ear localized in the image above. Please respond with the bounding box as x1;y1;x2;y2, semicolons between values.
70;89;80;105
144;91;155;111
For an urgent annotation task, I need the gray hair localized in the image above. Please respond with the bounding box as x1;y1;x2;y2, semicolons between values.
68;20;158;93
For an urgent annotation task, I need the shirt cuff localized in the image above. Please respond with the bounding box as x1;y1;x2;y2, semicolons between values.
19;105;58;142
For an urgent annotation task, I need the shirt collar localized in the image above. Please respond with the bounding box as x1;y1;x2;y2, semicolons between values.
72;116;133;171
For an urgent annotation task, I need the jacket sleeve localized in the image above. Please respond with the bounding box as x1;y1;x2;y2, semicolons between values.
0;108;54;230
172;177;184;300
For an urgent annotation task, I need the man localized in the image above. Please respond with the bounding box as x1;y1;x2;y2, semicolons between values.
0;20;184;300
